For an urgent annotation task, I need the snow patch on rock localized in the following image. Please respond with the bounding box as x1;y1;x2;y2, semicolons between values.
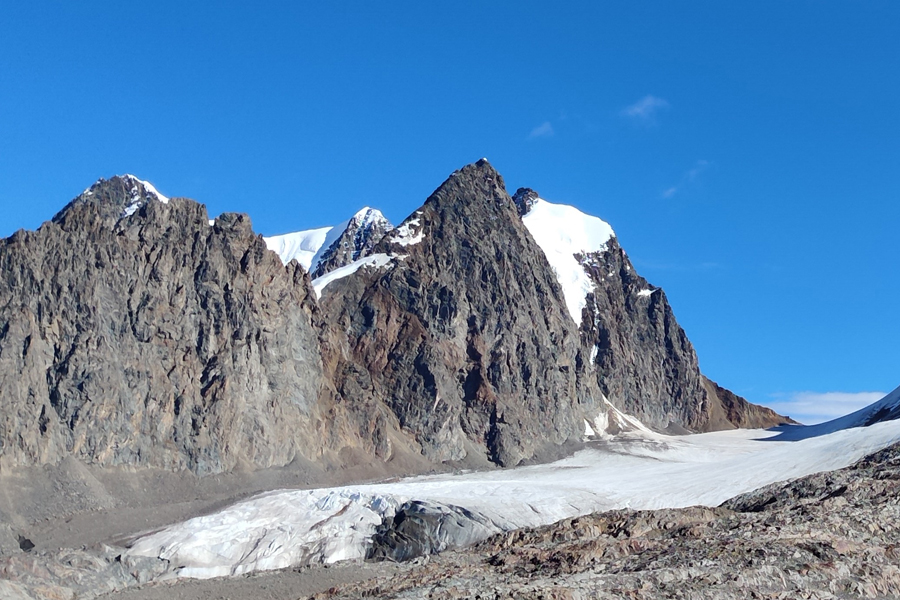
311;253;396;298
521;198;615;325
391;214;424;247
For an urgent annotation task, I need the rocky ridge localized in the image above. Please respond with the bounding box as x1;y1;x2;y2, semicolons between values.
0;176;396;475
316;161;585;466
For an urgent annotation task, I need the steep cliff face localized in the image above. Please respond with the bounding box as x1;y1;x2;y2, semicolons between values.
575;237;791;432
319;160;584;466
0;177;331;474
575;236;709;431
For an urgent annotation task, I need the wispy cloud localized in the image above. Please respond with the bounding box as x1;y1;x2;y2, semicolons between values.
622;95;669;121
528;121;555;139
631;258;720;272
662;159;710;199
765;391;886;425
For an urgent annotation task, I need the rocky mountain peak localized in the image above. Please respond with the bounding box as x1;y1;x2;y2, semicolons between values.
309;207;394;279
512;187;539;216
53;175;169;225
431;159;508;210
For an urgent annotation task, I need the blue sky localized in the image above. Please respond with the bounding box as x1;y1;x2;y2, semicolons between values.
2;2;897;423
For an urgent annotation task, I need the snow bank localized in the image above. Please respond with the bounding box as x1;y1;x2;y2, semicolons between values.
521;198;615;325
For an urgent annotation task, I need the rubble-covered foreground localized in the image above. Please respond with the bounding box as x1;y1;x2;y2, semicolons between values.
315;442;900;600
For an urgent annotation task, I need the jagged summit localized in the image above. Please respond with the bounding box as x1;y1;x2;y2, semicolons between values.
310;207;393;279
264;206;394;277
350;206;387;227
54;174;169;223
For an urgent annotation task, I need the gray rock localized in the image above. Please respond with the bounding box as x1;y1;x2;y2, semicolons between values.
0;164;788;481
0;543;170;600
572;216;788;432
367;500;501;562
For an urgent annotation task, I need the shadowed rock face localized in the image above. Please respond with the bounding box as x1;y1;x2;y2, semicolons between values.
511;186;791;434
319;160;583;466
0;177;332;474
574;238;790;432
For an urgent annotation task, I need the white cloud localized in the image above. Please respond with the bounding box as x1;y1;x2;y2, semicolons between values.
622;95;669;120
765;391;886;425
528;121;555;139
661;159;709;199
686;159;709;181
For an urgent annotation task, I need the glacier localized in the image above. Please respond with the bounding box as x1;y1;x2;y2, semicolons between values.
128;385;900;580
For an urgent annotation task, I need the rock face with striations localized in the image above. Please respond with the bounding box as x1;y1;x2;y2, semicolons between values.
512;187;790;434
0;176;363;474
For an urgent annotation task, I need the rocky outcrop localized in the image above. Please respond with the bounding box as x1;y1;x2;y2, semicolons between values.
575;238;792;433
310;208;393;279
319;160;584;466
314;441;900;600
367;500;500;563
0;177;349;474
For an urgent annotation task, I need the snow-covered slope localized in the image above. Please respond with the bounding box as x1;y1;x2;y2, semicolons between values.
264;207;391;273
264;225;337;271
520;198;615;325
770;384;900;440
129;385;900;579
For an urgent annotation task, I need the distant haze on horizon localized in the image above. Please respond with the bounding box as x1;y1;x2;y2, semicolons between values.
1;2;897;423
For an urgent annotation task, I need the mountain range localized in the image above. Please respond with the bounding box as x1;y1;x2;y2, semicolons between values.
0;160;789;481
